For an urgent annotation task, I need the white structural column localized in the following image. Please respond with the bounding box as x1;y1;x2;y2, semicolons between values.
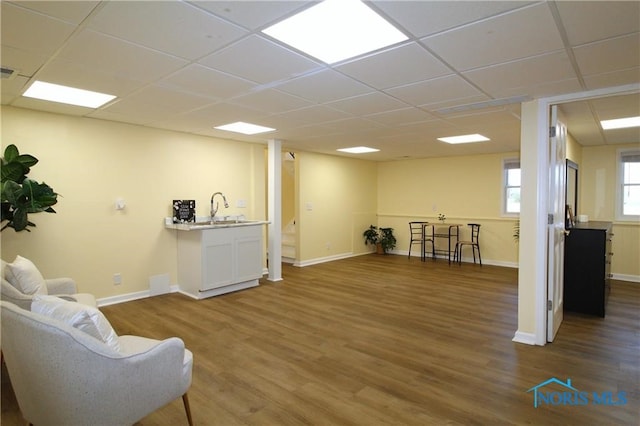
513;99;548;346
267;139;283;281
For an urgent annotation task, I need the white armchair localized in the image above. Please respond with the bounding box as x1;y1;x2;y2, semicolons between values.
1;257;96;310
1;300;194;425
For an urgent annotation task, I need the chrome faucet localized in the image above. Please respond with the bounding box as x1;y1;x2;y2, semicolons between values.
210;192;229;221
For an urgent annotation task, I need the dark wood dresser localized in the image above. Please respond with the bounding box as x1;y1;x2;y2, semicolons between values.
563;221;613;317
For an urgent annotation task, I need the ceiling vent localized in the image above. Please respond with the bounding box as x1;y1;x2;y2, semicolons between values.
1;67;17;80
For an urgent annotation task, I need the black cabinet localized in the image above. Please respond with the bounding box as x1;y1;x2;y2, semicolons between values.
563;221;613;317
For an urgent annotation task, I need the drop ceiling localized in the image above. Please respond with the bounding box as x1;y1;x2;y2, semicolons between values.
1;1;639;161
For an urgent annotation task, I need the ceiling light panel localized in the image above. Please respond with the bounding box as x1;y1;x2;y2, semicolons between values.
437;134;490;144
214;121;276;135
262;0;408;64
22;81;116;108
600;116;640;130
337;146;380;154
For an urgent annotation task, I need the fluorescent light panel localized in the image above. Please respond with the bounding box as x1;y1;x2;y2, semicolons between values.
214;121;275;135
600;116;640;130
337;146;379;154
437;134;490;144
262;0;408;64
23;81;115;108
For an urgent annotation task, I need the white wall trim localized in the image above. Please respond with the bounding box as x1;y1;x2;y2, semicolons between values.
399;250;518;268
512;331;538;345
293;252;366;267
97;285;181;307
612;273;640;283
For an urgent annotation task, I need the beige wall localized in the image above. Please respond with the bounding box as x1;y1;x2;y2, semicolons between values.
3;106;637;304
1;107;266;298
566;131;582;164
296;151;377;263
377;153;520;266
580;143;640;278
281;155;295;227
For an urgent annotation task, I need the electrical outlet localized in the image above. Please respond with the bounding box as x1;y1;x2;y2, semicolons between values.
113;273;122;285
326;242;331;250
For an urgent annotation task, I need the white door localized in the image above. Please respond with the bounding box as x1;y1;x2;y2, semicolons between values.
547;105;567;342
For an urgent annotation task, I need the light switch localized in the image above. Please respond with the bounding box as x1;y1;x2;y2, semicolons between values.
305;202;313;211
115;198;126;210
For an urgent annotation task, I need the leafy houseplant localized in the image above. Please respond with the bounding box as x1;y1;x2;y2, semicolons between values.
363;225;397;254
1;144;58;232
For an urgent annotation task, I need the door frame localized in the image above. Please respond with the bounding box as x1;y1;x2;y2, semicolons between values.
515;83;638;346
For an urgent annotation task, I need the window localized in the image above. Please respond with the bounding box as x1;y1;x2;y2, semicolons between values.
619;150;640;219
504;159;521;215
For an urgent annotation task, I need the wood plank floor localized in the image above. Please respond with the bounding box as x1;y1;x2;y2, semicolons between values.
2;254;639;425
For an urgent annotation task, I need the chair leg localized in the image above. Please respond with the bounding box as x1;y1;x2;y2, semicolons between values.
182;393;193;426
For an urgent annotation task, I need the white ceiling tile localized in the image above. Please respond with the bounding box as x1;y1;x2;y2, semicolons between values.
9;0;100;24
365;107;436;126
1;0;638;160
386;75;487;108
320;117;386;133
336;43;450;89
1;75;29;104
1;3;76;55
56;29;189;83
325;92;408;116
191;1;311;30
591;94;640;121
422;3;564;71
276;69;371;103
230;89;313;114
199;35;322;85
444;108;522;128
371;0;532;38
159;64;255;100
463;51;576;98
103;85;217;119
171;102;268;129
87;1;248;61
1;45;48;76
87;109;158;127
555;1;640;46
267;105;348;126
574;33;640;77
583;67;640;91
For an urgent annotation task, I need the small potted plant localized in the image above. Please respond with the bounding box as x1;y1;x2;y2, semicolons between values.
363;225;397;254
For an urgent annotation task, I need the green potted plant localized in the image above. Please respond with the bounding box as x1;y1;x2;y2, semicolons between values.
363;225;397;254
1;144;58;232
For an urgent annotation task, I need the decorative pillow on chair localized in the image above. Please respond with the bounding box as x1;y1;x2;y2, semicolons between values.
5;256;48;296
32;295;121;352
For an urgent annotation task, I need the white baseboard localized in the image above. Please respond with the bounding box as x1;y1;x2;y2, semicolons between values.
512;330;539;346
293;252;365;267
612;273;640;283
97;285;180;307
394;249;518;268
